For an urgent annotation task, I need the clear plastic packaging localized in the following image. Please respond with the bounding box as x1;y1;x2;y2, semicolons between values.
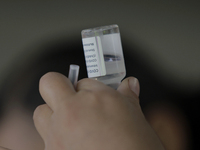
68;64;80;88
81;24;126;89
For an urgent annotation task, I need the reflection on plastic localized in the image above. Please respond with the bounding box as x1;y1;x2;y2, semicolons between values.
82;24;126;89
68;64;80;88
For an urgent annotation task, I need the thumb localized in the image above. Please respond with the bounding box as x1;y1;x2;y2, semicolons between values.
117;77;140;100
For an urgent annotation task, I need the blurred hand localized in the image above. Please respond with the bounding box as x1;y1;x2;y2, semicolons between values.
33;72;164;150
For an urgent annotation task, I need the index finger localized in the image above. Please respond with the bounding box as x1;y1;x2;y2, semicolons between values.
39;72;76;110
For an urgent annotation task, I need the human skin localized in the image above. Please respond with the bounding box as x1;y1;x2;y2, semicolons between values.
33;72;165;150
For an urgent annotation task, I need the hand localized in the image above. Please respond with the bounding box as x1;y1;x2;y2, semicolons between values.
33;72;164;150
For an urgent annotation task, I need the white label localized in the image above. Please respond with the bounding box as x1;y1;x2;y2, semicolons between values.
82;37;106;78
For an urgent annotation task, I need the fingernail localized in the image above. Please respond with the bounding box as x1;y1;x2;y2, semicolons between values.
129;78;140;97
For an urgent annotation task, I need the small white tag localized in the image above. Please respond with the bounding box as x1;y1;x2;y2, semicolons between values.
82;37;106;78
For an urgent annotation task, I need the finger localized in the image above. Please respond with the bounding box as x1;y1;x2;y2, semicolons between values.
117;77;140;101
76;78;112;92
39;72;76;110
33;104;53;139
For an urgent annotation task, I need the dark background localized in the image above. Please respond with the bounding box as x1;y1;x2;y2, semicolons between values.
0;1;200;149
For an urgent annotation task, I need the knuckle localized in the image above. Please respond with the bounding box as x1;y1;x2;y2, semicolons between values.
78;90;101;106
39;72;53;85
33;104;47;121
33;105;41;118
39;72;61;88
